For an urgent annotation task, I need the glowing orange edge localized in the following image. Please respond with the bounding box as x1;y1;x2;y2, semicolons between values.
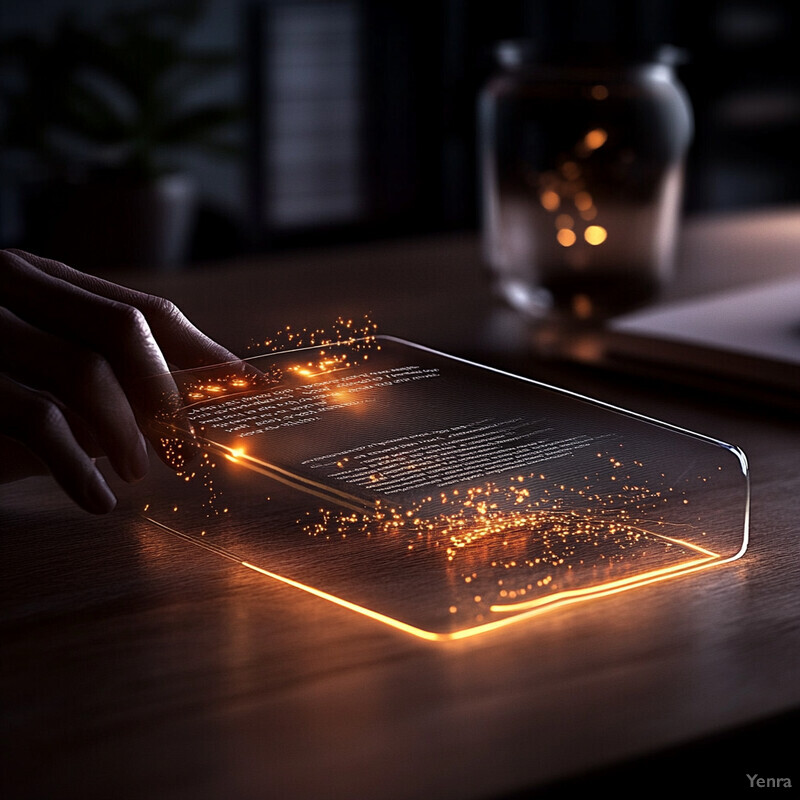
244;552;736;641
489;534;720;613
145;336;750;641
144;516;739;644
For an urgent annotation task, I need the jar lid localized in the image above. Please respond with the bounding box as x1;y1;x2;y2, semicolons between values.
495;40;687;70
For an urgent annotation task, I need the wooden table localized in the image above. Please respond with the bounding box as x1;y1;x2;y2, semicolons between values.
3;208;800;799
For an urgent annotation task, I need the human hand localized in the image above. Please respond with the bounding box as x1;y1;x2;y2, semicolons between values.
0;249;237;513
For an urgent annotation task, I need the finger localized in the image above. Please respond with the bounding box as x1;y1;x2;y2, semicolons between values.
2;250;170;380
5;249;238;368
2;249;246;474
2;249;238;437
0;307;149;483
0;375;116;513
0;433;53;482
0;408;101;482
3;251;189;438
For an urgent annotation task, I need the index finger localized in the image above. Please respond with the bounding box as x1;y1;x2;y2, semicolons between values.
1;250;245;468
4;249;238;370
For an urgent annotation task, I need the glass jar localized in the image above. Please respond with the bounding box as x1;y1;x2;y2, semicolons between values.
479;42;693;322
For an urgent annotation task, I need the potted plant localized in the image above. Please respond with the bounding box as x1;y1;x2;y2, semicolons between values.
0;1;240;269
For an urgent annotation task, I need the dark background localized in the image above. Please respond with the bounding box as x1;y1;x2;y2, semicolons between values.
1;0;798;266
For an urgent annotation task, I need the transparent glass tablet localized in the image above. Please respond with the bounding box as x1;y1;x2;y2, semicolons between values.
140;336;749;641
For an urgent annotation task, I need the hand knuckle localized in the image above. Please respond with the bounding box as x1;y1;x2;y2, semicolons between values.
111;302;150;341
147;294;184;325
24;394;66;438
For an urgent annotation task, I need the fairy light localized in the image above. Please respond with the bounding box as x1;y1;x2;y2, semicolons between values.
584;225;608;245
583;128;608;150
540;189;561;211
534;125;619;259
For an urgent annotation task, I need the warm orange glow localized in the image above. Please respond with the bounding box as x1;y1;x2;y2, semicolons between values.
560;161;581;180
287;354;355;378
572;294;593;319
148;336;749;644
557;228;577;247
555;213;574;229
241;560;448;642
240;553;730;642
574;191;593;211
584;128;608;150
591;84;609;100
293;466;746;640
225;447;246;462
584;225;608;245
540;189;561;211
247;315;379;356
211;443;372;513
148;511;738;643
146;445;747;642
491;553;719;612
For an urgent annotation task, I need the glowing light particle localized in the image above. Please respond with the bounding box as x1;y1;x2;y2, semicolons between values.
572;294;593;319
560;161;581;180
555;214;575;230
540;189;561;211
584;225;608;245
557;229;577;247
149;331;744;643
584;128;608;150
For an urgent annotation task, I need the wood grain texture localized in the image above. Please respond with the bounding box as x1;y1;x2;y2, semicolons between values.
3;212;800;799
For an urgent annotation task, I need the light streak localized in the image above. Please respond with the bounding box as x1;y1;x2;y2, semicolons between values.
244;552;733;642
149;511;738;643
490;554;718;612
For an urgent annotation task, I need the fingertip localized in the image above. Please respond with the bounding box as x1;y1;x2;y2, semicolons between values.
125;432;150;483
83;470;117;514
105;428;150;484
